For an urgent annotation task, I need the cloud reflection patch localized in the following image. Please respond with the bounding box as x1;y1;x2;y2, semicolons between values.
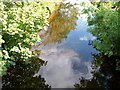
34;47;93;88
79;35;96;41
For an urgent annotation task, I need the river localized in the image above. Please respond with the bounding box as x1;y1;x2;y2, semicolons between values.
32;2;97;88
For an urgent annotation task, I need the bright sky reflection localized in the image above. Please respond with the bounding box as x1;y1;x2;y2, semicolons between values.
33;14;97;88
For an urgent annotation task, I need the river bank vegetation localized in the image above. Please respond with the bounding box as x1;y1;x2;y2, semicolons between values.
82;1;120;70
0;0;59;88
0;0;59;77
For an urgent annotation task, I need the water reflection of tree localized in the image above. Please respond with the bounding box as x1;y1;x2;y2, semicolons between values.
74;54;120;89
39;3;79;45
2;58;51;89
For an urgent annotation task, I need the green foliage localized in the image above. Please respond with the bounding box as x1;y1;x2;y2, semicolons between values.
0;1;51;76
82;2;120;69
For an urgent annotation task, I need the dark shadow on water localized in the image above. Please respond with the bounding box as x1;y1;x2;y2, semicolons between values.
74;54;120;90
2;58;51;89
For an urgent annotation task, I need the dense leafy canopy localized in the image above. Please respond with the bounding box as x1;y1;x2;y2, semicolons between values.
0;0;54;76
82;1;120;70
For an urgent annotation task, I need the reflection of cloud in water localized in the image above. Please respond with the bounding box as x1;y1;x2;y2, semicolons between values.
34;47;93;88
32;13;96;88
31;13;97;88
79;35;96;41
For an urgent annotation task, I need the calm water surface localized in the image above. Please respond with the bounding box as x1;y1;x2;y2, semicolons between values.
32;3;97;88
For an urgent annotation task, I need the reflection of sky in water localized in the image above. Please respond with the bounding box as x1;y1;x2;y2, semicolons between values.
36;48;93;88
34;15;97;88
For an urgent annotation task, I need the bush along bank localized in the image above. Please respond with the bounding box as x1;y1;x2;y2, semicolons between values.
0;0;56;76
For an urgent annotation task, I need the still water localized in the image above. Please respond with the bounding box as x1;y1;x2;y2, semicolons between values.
32;3;97;88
